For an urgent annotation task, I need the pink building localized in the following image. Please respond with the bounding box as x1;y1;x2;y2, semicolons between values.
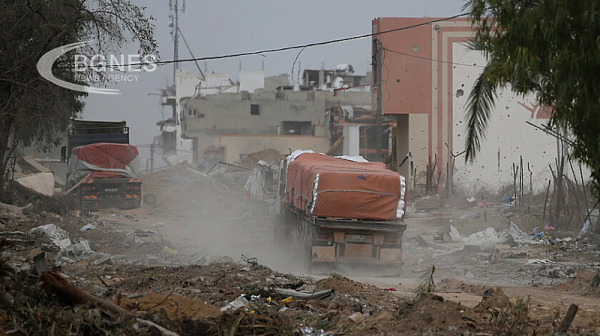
372;18;558;196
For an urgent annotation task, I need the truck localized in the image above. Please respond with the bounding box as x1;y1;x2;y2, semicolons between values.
275;151;407;276
64;119;142;212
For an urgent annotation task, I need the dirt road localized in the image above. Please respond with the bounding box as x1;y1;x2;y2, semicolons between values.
96;202;600;322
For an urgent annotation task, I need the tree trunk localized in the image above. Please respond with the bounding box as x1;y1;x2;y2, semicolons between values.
0;115;15;193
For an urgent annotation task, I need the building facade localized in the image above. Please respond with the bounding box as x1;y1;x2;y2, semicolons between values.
373;17;569;195
158;68;374;166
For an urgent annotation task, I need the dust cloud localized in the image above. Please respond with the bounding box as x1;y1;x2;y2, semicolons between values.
127;163;307;275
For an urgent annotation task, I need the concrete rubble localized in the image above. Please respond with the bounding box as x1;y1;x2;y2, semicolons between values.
436;224;461;243
1;160;600;335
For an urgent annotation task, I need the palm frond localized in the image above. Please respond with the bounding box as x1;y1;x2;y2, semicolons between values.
414;265;435;300
464;67;498;162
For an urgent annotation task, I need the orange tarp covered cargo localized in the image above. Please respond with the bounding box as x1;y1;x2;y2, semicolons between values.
69;143;139;180
286;153;405;221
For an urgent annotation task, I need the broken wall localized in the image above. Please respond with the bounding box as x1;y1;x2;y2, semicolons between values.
217;134;329;163
182;90;370;164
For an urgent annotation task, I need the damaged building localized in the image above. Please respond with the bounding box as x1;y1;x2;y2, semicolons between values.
372;17;585;196
157;66;390;167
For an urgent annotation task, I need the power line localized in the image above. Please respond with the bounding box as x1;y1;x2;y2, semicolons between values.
382;47;485;68
74;11;473;70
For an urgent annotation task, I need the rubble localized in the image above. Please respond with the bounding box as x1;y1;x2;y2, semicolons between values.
14;171;55;196
0;160;600;335
30;223;71;248
435;224;461;243
462;227;499;250
236;148;285;169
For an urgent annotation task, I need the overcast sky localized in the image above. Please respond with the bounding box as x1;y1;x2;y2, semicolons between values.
83;0;467;159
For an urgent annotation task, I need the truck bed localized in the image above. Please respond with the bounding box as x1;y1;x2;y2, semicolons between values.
285;153;406;221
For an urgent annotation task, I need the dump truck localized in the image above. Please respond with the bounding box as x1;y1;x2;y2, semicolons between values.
64;119;141;212
275;151;407;276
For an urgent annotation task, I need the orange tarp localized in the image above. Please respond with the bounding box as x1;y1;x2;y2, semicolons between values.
72;143;138;179
286;153;402;221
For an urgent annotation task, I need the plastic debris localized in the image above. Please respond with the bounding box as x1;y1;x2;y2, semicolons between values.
30;224;71;248
462;227;499;251
527;259;554;265
299;326;330;336
163;246;177;254
281;296;293;303
499;222;533;244
349;312;365;323
578;220;591;239
220;294;250;312
275;289;332;300
80;224;96;231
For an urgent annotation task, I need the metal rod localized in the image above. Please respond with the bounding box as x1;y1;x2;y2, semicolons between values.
543;179;551;221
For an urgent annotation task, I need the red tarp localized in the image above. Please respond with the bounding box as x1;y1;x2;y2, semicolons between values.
72;143;138;179
286;153;403;221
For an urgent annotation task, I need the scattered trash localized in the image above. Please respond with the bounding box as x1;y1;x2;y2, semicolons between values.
30;224;71;248
163;246;177;254
466;197;476;203
527;259;554;265
241;254;259;267
384;288;397;291
349;312;366;323
462;227;499;251
221;294;250;312
299;326;330;336
499;222;533;244
578;220;591;239
80;223;96;231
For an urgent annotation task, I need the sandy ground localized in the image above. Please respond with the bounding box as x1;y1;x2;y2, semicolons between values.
94;203;600;320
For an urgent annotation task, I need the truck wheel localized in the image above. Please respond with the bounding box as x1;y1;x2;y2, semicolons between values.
144;194;157;206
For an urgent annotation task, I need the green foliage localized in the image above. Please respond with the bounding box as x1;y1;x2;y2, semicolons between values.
0;0;157;189
414;264;436;300
464;0;600;197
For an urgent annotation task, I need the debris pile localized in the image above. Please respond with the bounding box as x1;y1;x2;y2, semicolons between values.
0;151;599;335
236;149;285;169
553;269;600;295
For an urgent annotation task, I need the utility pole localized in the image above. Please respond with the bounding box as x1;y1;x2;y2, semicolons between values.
150;144;155;174
169;0;184;86
375;39;383;162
